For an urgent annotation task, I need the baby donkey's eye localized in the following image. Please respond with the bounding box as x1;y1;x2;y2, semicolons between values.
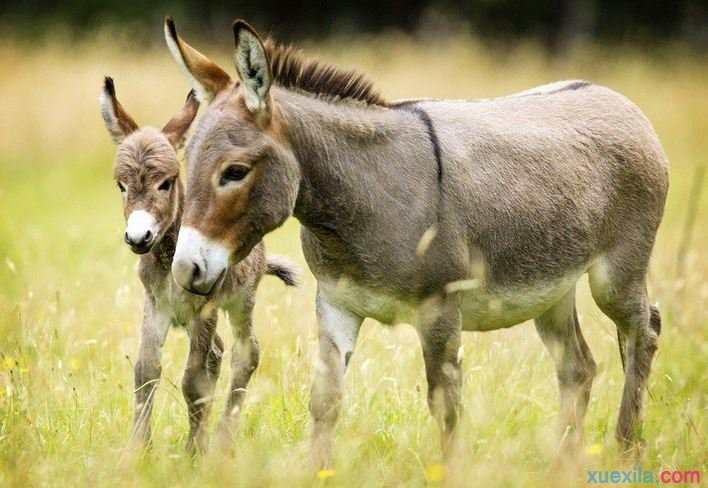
219;164;251;186
117;181;126;193
158;177;175;192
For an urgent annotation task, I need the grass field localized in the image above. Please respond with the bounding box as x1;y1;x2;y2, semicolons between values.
0;32;706;486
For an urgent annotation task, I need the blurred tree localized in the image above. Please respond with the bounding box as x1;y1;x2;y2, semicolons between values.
0;0;706;52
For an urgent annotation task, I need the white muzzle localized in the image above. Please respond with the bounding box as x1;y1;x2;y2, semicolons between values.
171;226;230;295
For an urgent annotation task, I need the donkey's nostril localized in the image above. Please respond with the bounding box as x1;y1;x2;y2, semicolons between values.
191;262;202;281
125;229;153;252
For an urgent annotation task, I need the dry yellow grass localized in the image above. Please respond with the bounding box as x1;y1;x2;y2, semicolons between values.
0;32;706;486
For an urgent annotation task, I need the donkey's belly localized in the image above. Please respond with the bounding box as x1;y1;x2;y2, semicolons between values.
320;268;584;330
458;270;584;331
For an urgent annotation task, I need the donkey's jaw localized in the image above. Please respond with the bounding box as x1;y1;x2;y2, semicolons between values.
172;226;230;295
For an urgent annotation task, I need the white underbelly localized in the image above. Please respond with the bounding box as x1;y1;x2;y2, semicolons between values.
319;270;584;331
457;272;582;330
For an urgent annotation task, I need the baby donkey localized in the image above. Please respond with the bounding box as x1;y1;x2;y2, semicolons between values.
100;77;297;453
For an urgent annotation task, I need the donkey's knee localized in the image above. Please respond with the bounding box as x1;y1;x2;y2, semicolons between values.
206;333;224;380
221;335;259;424
181;370;201;408
134;356;161;400
231;335;260;382
557;354;596;391
131;354;162;446
134;355;161;409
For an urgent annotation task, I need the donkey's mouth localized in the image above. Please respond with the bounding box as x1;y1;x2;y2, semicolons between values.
182;268;226;297
129;244;153;255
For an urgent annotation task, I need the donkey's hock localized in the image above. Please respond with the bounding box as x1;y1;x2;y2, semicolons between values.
165;17;669;465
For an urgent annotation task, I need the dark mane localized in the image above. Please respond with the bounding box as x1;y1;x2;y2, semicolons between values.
264;39;386;106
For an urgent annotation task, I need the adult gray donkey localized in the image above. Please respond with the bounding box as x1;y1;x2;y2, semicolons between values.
165;18;668;466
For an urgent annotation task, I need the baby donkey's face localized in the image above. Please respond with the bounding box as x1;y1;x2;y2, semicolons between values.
100;77;199;254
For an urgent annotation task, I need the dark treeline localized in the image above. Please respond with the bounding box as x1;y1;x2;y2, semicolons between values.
2;0;707;52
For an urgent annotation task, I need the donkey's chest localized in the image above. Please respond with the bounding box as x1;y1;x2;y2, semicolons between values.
152;278;206;326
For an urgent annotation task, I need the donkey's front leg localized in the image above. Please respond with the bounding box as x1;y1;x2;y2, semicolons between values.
130;299;171;448
182;312;223;455
216;303;260;451
418;296;463;456
310;290;363;469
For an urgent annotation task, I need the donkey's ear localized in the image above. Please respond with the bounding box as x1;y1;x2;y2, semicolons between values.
162;89;200;149
232;20;272;117
100;77;139;144
164;17;232;103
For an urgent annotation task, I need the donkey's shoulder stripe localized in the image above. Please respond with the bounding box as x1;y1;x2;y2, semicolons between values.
395;105;443;184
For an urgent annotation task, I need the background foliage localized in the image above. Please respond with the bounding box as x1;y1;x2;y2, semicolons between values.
2;0;707;52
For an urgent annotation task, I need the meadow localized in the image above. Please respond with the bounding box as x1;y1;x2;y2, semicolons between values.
0;30;706;486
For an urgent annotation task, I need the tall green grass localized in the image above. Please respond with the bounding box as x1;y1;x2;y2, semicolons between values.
0;33;706;486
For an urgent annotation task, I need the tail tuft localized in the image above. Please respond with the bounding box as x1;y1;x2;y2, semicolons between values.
265;255;299;287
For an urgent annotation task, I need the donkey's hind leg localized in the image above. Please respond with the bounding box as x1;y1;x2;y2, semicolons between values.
589;256;659;453
215;302;260;451
534;286;597;455
182;313;223;455
418;295;463;457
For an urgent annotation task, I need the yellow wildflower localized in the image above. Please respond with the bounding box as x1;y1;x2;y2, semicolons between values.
586;443;604;456
317;469;336;480
425;464;446;482
70;358;81;371
2;357;16;370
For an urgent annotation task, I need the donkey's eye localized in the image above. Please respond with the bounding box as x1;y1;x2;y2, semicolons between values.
117;182;126;193
219;164;251;186
158;178;174;192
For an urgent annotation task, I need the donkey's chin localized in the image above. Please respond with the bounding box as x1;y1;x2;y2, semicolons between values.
129;243;153;255
180;268;226;297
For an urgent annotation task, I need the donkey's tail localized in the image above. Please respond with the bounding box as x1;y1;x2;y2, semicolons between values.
265;255;300;287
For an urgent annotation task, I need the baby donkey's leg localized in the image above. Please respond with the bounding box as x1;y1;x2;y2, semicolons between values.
216;302;260;451
130;299;171;448
182;312;223;455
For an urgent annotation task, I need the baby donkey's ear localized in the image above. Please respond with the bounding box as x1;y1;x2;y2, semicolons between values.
100;77;139;144
162;90;200;149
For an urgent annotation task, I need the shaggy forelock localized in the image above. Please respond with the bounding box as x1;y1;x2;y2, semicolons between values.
114;128;179;180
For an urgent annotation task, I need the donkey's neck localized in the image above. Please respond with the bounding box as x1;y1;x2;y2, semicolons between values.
277;89;447;289
150;222;179;269
279;90;435;227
